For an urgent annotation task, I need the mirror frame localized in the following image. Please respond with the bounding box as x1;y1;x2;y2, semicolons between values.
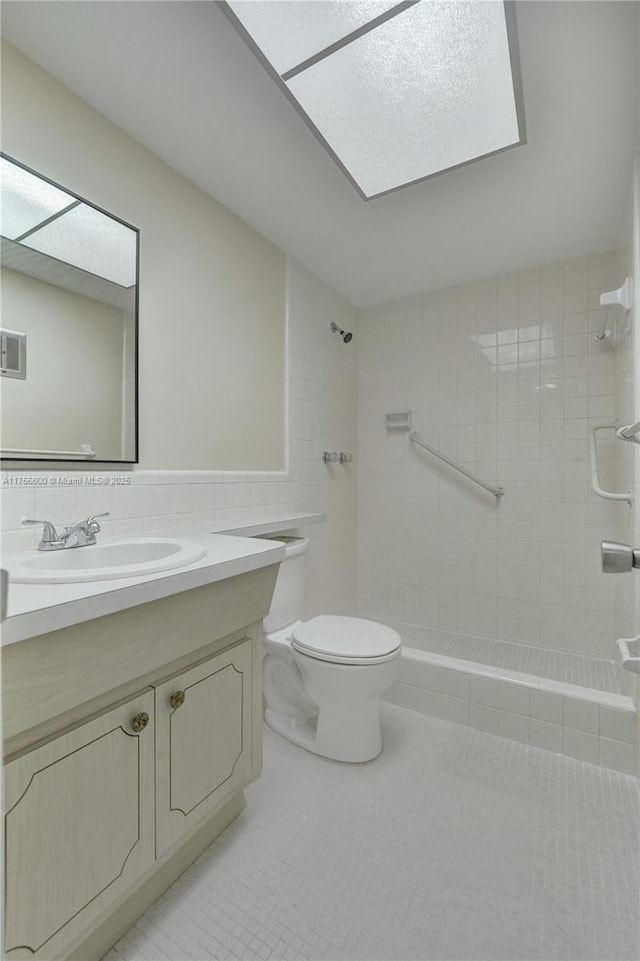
0;152;140;466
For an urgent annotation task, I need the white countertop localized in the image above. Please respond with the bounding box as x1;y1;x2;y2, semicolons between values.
1;512;325;646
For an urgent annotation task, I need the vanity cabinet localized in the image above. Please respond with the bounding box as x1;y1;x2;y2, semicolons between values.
154;639;252;855
4;691;155;959
2;564;278;960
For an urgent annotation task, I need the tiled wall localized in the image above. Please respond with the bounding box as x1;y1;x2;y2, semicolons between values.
357;252;632;659
612;170;637;655
1;258;358;621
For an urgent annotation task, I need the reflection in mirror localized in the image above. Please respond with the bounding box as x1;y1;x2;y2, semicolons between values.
0;154;139;463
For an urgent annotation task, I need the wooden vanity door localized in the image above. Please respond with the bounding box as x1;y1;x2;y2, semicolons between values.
4;691;155;959
154;639;252;855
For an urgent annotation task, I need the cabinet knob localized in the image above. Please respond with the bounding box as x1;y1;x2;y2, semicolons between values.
169;690;185;710
131;711;149;733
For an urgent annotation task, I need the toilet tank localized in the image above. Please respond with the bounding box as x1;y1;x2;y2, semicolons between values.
262;536;308;634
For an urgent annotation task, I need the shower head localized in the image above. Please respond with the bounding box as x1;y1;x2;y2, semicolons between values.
330;321;353;343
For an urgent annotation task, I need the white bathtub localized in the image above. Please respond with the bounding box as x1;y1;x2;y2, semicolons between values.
378;623;638;777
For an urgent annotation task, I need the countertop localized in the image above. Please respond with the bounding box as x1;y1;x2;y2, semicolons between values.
1;511;325;646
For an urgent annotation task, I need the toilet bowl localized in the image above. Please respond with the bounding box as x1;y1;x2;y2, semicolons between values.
262;537;401;762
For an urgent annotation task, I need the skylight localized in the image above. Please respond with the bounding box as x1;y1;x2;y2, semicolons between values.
0;157;137;287
0;156;75;239
20;203;138;288
224;0;524;199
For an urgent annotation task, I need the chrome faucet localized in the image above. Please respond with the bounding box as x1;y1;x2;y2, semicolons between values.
22;513;110;551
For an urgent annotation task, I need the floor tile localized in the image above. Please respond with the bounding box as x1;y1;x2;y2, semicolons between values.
105;708;639;961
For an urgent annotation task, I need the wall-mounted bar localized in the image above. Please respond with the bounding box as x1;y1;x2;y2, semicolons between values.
589;426;632;504
616;420;640;444
409;430;504;498
0;444;96;460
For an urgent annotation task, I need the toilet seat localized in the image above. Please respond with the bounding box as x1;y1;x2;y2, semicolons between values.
291;615;401;666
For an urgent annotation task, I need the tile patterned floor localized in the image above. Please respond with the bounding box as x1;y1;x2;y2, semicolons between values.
105;707;639;961
379;621;628;695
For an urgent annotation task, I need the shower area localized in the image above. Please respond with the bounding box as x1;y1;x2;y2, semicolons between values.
355;232;640;773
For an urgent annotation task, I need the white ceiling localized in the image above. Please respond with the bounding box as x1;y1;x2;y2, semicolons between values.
1;1;638;308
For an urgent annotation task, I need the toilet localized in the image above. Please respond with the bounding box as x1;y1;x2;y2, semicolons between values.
262;536;401;762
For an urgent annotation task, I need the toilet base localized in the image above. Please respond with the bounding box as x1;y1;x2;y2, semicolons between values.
264;701;383;763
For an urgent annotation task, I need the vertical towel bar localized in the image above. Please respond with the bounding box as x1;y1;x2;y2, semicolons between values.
589;426;632;504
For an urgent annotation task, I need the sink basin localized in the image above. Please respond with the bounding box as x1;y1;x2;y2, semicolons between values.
7;538;207;584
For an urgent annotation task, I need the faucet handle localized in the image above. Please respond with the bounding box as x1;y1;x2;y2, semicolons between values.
87;511;110;533
22;518;59;542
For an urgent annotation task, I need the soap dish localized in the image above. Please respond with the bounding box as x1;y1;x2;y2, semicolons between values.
616;635;640;674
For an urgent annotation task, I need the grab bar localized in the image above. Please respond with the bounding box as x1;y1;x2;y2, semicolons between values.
589;426;632;504
0;444;96;460
616;420;640;443
409;430;504;498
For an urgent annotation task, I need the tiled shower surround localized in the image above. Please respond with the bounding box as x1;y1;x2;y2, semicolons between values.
357;252;631;661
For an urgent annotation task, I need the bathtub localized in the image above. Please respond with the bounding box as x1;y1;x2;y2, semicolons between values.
376;621;638;777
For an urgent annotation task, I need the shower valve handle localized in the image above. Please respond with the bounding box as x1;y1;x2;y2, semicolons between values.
601;541;640;574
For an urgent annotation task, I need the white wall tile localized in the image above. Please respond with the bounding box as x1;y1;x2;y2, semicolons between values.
599;706;638;744
415;662;444;693
415;689;443;718
469;702;499;734
469;674;499;707
563;728;600;765
498;710;530;744
442;669;471;700
392;681;417;711
563;697;600;734
530;690;564;725
357;251;628;662
599;737;638;776
529;718;563;753
498;681;531;716
441;694;470;726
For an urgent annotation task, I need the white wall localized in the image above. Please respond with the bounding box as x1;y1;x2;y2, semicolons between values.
1;39;285;471
1;267;126;459
357;251;627;659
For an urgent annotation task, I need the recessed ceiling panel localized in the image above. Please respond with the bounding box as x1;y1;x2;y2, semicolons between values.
0;156;75;239
285;1;521;198
21;203;137;287
226;0;403;76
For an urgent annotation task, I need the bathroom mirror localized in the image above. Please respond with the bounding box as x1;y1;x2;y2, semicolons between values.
0;153;139;464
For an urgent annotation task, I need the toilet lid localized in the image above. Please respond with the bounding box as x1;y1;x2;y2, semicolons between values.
291;616;401;661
